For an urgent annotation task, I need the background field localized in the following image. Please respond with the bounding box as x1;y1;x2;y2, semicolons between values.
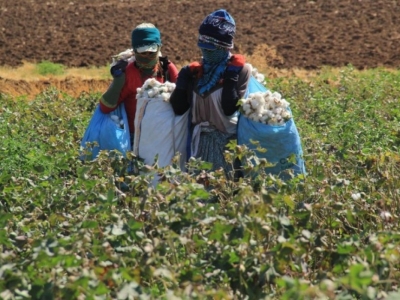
0;0;400;97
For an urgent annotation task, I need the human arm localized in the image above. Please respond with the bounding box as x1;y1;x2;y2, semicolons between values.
167;62;179;83
221;55;251;116
100;60;128;112
170;62;202;115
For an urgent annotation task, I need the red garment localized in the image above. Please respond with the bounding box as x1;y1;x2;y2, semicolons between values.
100;61;178;132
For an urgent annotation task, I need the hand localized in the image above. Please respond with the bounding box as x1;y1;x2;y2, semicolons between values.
110;59;128;78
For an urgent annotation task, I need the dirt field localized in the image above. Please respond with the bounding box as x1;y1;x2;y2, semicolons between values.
1;0;400;97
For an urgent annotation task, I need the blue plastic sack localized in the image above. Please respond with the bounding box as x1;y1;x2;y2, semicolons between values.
237;76;306;179
80;103;131;160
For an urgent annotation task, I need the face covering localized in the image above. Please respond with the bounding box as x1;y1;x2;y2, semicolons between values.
197;48;230;95
135;51;160;76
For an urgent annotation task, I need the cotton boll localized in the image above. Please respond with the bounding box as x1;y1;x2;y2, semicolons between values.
260;115;270;124
243;107;252;116
158;86;167;93
111;115;120;123
269;115;280;125
273;107;283;115
146;78;158;88
256;73;265;83
248;112;259;121
276;116;284;125
147;90;156;98
281;110;292;121
161;92;170;102
166;82;176;92
250;98;261;110
264;90;272;98
280;99;290;108
242;103;251;112
271;92;282;100
273;98;283;107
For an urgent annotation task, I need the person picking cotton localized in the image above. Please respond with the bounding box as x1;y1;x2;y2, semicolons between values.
170;9;251;179
99;23;179;145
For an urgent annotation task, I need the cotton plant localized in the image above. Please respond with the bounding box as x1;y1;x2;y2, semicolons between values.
239;90;292;125
136;78;176;102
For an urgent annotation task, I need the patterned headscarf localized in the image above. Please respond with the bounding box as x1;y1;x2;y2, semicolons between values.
196;9;235;94
197;48;230;95
197;9;236;50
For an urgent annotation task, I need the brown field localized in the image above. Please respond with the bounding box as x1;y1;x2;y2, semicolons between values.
0;0;399;98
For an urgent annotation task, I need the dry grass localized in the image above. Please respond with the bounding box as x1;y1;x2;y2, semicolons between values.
0;44;396;99
0;61;109;81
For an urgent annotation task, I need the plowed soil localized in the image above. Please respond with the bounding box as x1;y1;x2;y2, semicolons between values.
1;0;400;97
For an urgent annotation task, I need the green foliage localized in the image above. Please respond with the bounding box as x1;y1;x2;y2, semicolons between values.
35;60;66;76
1;67;400;299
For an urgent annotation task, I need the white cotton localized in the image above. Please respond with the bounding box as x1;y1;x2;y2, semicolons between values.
260;115;270;124
243;107;252;115
239;86;292;124
273;107;283;115
248;112;259;121
161;92;170;102
111;115;120;123
250;98;261;109
264;90;272;98
255;73;265;83
158;86;167;93
242;103;251;112
146;78;158;88
166;83;175;92
281;110;292;120
271;92;282;100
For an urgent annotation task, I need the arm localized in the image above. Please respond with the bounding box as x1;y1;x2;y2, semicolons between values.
100;60;128;113
170;63;201;115
221;55;251;116
167;63;179;83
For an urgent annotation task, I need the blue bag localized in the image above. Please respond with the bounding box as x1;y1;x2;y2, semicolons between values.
80;103;131;160
237;76;306;179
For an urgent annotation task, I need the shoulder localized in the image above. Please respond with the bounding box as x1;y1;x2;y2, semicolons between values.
241;63;252;74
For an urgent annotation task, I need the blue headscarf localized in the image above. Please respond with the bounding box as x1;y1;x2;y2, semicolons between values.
197;48;230;95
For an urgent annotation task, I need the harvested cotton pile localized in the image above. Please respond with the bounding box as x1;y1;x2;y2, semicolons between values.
136;78;176;102
239;91;292;126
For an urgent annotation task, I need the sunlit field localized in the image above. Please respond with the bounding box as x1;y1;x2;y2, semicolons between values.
1;63;399;299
